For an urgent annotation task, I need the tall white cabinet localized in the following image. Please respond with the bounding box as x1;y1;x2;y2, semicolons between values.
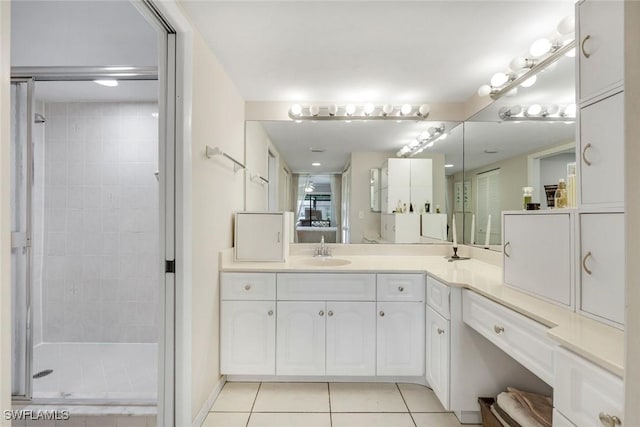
380;158;433;214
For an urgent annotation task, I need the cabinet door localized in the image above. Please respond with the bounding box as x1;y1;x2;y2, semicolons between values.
276;301;326;375
387;186;411;213
503;214;572;306
235;213;284;261
220;301;276;375
326;302;376;376
388;158;411;187
580;213;625;324
376;302;425;376
426;306;450;410
578;0;624;102
580;92;624;207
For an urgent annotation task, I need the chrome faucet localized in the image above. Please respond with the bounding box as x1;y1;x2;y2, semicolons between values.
314;236;332;257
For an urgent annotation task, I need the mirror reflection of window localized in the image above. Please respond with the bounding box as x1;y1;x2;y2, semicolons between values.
293;174;341;243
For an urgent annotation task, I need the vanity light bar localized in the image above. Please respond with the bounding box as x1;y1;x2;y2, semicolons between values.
397;124;446;158
288;104;430;121
498;104;576;122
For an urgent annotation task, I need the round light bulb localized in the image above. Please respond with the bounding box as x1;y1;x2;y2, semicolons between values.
490;72;509;87
400;104;412;116
409;139;419;148
509;56;528;71
510;105;523;116
328;104;338;116
565;47;576;58
438;133;448;141
428;127;437;136
445;164;454;168
477;85;492;97
506;87;518;97
290;104;302;116
345;104;356;116
527;104;543;116
363;103;375;115
530;38;552;57
419;130;430;141
557;15;575;35
382;104;394;116
563;103;576;117
520;74;537;88
546;105;560;116
309;105;320;116
418;104;430;117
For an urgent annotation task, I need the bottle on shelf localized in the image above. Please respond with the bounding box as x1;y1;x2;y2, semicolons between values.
522;187;533;210
566;163;576;208
409;203;414;213
554;179;568;208
425;201;430;213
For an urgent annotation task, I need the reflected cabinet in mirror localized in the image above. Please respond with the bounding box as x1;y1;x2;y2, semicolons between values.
461;52;576;250
245;120;462;244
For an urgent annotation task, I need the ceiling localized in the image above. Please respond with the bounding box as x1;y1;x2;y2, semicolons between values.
180;1;575;103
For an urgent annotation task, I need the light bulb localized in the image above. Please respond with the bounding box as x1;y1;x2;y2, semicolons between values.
363;103;375;115
530;38;552;57
382;104;394;116
345;104;356;116
400;104;412;116
328;104;338;116
309;105;320;116
445;164;454;168
510;105;523;116
520;74;537;88
526;104;543;116
312;162;321;167
94;79;118;87
419;130;430;141
563;103;576;117
565;48;576;58
409;139;419;148
557;15;575;35
438;133;448;141
427;127;437;136
477;85;492;97
400;146;410;155
418;104;430;117
506;87;518;97
490;72;509;87
425;141;435;148
509;56;531;71
546;105;560;115
290;104;302;116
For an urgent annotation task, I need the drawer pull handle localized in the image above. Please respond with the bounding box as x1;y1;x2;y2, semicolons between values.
437;328;445;335
494;325;505;334
583;251;593;275
398;286;404;292
599;412;622;426
582;143;593;166
379;311;385;317
581;34;592;58
328;310;334;317
244;284;251;291
503;241;511;258
268;310;273;316
319;310;324;317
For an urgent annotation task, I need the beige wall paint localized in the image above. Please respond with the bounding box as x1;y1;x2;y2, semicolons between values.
625;1;640;425
0;2;11;423
245;121;269;211
188;29;246;420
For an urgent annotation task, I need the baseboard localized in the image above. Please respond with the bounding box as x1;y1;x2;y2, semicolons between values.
226;375;428;386
192;375;226;427
454;409;481;424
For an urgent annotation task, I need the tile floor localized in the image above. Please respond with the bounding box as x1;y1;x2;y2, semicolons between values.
202;382;481;427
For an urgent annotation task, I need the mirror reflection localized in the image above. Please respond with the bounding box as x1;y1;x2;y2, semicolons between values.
462;53;576;249
246;120;462;244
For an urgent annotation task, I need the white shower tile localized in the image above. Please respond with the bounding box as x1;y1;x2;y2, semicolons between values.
66;231;85;255
64;280;82;303
67;187;84;209
101;187;121;210
83;256;102;280
102;233;119;255
46;233;67;256
83;280;101;302
85;118;103;140
46;163;68;186
100;279;119;301
85;165;102;186
102;211;119;232
85;187;102;209
101;167;120;186
86;140;102;161
45;187;67;209
100;256;119;280
68;117;86;140
48;119;69;140
45;256;66;279
68;141;85;163
82;211;102;232
46;103;68;116
46;208;67;232
68;162;85;186
44;279;65;304
83;233;103;255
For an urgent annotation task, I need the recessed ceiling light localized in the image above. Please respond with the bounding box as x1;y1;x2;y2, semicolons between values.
445;164;454;168
93;79;118;87
312;162;321;167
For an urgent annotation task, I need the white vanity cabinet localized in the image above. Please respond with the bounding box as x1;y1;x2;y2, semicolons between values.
577;0;624;103
276;301;327;375
502;212;573;307
376;301;424;376
426;306;450;409
381;213;420;243
579;213;625;325
235;212;291;262
220;273;277;375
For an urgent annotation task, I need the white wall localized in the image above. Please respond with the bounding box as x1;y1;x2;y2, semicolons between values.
244;121;269;211
188;27;246;421
0;1;11;423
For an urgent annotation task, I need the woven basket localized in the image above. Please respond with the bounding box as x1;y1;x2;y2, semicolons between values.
478;397;504;427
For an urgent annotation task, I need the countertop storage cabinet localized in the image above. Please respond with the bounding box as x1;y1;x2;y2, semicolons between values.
381;158;433;214
381;213;420;244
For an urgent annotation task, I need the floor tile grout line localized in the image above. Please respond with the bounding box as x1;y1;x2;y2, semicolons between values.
245;382;262;427
396;383;418;427
327;382;332;427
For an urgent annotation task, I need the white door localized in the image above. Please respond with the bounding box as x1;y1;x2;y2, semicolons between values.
220;301;276;375
579;92;624;207
580;213;625;324
326;302;376;376
341;167;351;243
410;158;433;210
277;301;326;375
476;169;501;245
503;214;572;306
578;0;624;102
426;306;450;409
376;302;425;376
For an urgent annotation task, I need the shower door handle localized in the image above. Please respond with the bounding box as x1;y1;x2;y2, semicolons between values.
11;232;30;249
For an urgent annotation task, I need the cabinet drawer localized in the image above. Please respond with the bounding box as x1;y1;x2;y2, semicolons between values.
221;272;276;300
427;276;450;319
554;347;623;427
462;290;555;385
277;273;376;301
377;274;424;302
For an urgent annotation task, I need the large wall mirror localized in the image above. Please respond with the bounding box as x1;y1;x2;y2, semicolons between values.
246;120;462;244
461;51;576;250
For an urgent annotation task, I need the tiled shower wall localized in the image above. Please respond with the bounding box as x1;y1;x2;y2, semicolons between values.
41;102;159;343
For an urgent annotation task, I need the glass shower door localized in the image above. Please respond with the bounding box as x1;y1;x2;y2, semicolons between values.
10;80;33;399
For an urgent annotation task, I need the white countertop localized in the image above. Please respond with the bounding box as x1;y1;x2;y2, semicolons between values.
220;245;624;377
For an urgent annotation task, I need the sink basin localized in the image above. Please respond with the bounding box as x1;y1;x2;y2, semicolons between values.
299;257;352;267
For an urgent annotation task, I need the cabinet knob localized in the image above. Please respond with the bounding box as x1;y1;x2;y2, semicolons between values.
319;310;325;317
599;412;622;426
379;311;385;317
503;241;511;258
494;325;505;334
581;34;592;58
398;286;404;292
582;143;593;166
244;284;251;291
268;310;273;316
328;310;334;317
583;251;593;275
437;328;445;335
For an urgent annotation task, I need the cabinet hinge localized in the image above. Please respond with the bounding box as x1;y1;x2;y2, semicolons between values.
165;260;176;274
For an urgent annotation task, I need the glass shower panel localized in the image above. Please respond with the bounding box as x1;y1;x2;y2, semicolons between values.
10;81;33;398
